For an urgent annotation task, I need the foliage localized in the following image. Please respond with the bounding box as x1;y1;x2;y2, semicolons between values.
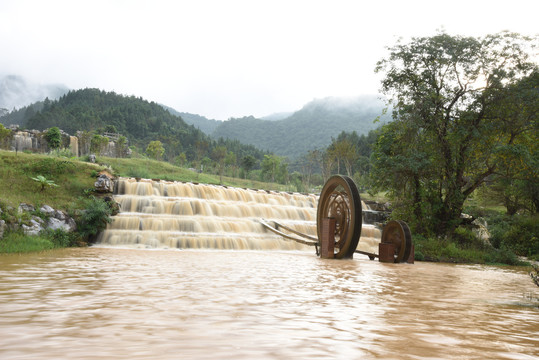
240;155;257;178
488;214;539;259
146;140;165;161
31;175;59;192
413;234;522;265
75;196;113;242
11;88;268;167
261;154;288;184
116;135;128;158
371;31;538;237
531;265;539;287
211;145;227;183
90;134;110;156
0;123;12;149
42;228;81;247
212;95;388;159
45;126;62;150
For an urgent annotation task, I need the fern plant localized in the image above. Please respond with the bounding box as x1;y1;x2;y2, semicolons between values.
31;175;59;192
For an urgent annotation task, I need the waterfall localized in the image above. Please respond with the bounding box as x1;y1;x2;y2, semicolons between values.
97;178;381;253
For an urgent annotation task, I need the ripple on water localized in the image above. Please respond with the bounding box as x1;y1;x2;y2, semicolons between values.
0;247;538;359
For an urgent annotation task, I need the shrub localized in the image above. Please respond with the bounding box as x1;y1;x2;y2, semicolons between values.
75;196;113;242
489;214;539;257
42;228;81;248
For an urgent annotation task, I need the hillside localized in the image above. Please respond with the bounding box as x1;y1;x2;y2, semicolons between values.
0;88;268;164
212;95;388;159
164;107;223;134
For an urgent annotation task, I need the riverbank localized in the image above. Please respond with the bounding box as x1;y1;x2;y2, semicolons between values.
0;150;301;254
0;150;536;269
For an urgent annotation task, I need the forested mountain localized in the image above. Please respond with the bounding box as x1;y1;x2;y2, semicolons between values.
164;107;223;134
211;95;388;159
0;88;268;164
0;75;68;112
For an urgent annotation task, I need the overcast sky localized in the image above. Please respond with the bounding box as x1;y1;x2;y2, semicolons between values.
0;0;537;120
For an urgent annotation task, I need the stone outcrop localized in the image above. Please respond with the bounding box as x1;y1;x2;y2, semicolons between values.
8;126;129;158
40;205;77;232
0;203;77;238
94;171;115;193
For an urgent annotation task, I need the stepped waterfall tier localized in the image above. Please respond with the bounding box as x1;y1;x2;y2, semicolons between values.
97;178;381;253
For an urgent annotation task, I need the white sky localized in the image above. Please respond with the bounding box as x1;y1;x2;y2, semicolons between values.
0;0;537;120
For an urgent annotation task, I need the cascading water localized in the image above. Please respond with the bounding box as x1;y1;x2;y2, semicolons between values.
97;178;381;254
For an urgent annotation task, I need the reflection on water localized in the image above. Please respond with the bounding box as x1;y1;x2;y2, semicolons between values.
0;248;537;359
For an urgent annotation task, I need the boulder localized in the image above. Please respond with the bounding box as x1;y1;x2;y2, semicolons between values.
40;205;55;216
94;172;115;193
22;216;45;236
18;203;35;214
40;205;77;232
0;220;5;239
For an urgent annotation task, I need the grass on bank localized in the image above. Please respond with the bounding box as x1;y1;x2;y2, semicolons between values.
413;235;526;265
0;150;99;209
97;156;292;191
1;150;536;269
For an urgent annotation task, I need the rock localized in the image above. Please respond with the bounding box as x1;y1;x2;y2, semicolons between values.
89;154;96;163
47;216;76;232
18;203;35;214
22;216;45;236
95;172;115;193
40;205;55;216
0;220;5;239
16;204;78;235
472;217;491;246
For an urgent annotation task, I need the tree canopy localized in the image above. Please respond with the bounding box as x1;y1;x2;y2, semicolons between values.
371;31;538;236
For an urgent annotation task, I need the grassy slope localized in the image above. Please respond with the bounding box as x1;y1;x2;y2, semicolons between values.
98;156;292;191
0;151;99;210
0;151;292;212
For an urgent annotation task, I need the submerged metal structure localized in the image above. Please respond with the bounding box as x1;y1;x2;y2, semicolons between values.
262;175;413;263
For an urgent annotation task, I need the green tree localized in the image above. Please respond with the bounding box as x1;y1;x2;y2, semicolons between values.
328;137;357;176
261;154;288;183
372;31;537;236
90;134;109;156
45;127;62;150
241;155;256;179
212;145;227;184
0;123;12;149
225;151;237;178
482;71;539;215
174;152;187;167
146;140;165;161
116;135;128;158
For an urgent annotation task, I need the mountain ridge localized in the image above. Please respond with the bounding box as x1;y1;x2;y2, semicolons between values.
210;95;388;159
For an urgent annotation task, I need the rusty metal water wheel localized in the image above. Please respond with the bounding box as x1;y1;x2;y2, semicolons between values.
316;175;362;259
381;220;412;263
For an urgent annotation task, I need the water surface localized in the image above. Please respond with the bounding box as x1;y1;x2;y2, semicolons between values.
0;247;537;359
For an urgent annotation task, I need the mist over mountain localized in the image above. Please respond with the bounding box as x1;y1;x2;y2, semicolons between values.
211;95;388;159
0;75;69;112
0;76;388;161
260;112;294;121
164;106;223;134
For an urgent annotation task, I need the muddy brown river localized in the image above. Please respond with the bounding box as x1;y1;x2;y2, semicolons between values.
0;247;537;359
